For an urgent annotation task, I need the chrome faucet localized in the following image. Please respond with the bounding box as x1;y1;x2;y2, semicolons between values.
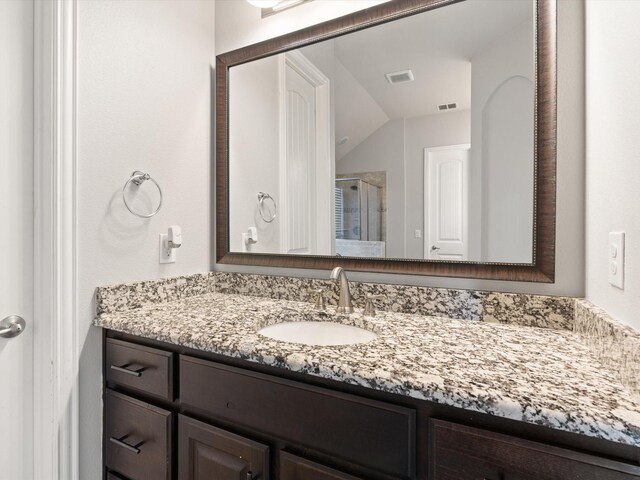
330;267;354;314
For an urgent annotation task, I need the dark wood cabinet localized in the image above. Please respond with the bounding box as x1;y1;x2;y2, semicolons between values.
430;419;640;480
178;414;269;480
106;337;175;401
105;390;173;480
180;356;416;479
106;471;130;480
103;332;640;480
280;452;361;480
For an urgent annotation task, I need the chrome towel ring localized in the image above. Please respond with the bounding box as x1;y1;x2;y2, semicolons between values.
123;171;163;218
258;192;276;223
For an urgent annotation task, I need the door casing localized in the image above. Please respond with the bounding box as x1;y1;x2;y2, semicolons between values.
33;1;80;479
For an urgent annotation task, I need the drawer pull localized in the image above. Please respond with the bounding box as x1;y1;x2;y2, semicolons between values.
109;435;142;454
110;364;144;377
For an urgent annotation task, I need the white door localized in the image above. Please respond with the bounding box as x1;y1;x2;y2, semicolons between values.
0;1;35;479
424;145;470;260
283;62;316;254
280;51;332;256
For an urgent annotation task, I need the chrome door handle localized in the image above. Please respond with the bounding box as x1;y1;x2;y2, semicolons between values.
0;315;26;338
430;245;440;251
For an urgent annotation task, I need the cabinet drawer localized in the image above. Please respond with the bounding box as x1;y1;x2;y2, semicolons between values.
180;356;416;479
105;390;173;480
430;419;640;480
178;415;269;480
280;452;361;480
106;338;174;400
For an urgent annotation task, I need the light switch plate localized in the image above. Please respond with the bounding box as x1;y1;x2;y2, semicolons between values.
159;233;176;264
609;231;625;289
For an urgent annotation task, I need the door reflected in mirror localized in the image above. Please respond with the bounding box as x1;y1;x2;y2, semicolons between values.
228;0;535;263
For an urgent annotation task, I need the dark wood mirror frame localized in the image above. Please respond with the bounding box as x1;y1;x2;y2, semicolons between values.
216;0;556;282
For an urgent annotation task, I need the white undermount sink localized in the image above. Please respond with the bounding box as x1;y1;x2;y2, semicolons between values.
257;321;377;346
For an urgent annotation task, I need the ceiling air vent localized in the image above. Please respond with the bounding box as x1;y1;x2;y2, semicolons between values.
385;69;415;85
437;102;458;111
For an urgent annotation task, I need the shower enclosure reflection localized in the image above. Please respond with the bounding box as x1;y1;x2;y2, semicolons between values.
335;177;384;257
227;0;536;263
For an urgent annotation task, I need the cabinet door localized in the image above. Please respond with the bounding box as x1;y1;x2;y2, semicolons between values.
280;452;361;480
430;419;640;480
178;415;269;480
180;356;415;479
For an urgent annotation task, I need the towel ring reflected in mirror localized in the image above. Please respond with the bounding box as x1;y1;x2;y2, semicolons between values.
216;0;558;283
258;192;277;223
122;170;163;218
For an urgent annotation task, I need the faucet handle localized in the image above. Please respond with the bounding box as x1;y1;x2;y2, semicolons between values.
307;288;325;310
364;294;385;317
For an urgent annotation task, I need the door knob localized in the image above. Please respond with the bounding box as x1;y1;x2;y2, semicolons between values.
431;245;440;251
0;315;26;338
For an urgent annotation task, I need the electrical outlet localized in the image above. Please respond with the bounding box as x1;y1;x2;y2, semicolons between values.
159;233;176;264
414;229;422;239
609;232;625;289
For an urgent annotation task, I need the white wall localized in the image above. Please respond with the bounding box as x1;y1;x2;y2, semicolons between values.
215;0;390;54
229;57;281;253
470;20;534;263
331;54;389;161
404;110;471;259
76;2;215;478
215;0;586;297
585;0;640;329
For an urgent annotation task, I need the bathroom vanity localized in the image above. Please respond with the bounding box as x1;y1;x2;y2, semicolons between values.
102;332;640;480
96;281;640;480
97;0;640;478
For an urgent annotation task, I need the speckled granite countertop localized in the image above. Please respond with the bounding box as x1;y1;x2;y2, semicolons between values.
94;292;640;447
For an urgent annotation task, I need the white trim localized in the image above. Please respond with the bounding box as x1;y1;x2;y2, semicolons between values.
33;1;79;479
278;51;332;255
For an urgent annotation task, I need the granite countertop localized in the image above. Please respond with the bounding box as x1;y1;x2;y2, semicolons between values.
93;291;640;447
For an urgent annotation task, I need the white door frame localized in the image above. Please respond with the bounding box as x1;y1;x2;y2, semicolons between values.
33;1;79;479
278;50;332;255
423;144;470;260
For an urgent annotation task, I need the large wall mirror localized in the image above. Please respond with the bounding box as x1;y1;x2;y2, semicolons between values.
216;0;557;282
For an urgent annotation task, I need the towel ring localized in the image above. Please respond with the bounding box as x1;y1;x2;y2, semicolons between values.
123;171;163;218
258;192;276;223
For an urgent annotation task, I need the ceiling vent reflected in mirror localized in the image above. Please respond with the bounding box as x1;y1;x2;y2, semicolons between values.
385;69;415;85
437;102;458;111
220;0;557;282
